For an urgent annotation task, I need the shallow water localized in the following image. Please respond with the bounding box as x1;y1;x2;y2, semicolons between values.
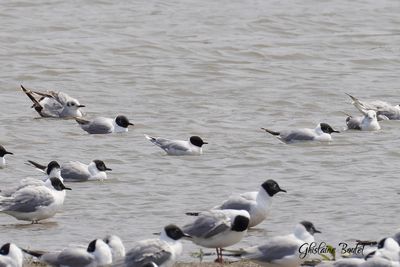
0;0;399;262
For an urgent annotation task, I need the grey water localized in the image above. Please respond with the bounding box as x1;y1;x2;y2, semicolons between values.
0;0;399;262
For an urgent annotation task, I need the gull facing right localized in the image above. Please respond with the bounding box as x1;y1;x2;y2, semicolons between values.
21;85;85;118
0;177;71;223
261;123;339;144
75;115;134;134
28;159;112;182
0;145;13;169
144;134;208;155
212;179;286;228
113;224;190;267
182;209;250;263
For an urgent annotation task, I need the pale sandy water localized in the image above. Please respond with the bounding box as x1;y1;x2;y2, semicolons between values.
0;0;399;264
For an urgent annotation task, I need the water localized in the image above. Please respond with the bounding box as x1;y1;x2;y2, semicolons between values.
0;0;399;262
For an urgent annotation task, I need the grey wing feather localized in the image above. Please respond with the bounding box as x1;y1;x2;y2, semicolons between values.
39;251;62;266
243;237;299;263
50;91;76;106
218;196;252;213
281;130;314;142
56;248;94;267
86;124;112;134
0;186;53;213
61;162;90;181
153;138;189;152
83;118;113;134
183;213;230;238
122;240;172;267
346;117;362;130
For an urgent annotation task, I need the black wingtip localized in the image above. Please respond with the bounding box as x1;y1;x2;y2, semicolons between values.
185;212;200;216
261;127;280;136
27;160;47;170
22;248;44;258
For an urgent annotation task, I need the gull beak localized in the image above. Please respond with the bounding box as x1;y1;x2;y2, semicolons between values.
203;141;208;144
105;167;112;171
5;151;13;155
128;122;134;126
62;184;72;190
314;229;322;234
183;233;192;239
279;188;287;193
77;105;86;108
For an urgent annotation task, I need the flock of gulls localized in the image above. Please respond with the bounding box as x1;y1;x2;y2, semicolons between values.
0;85;399;267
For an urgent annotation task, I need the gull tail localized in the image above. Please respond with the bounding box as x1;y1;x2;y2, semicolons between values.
75;117;90;125
22;248;45;258
185;212;200;216
26;160;47;171
21;85;45;116
261;127;280;136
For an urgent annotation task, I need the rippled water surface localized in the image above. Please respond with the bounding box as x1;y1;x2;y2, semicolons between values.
0;0;399;262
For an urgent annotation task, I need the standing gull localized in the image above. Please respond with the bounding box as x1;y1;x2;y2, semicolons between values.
28;159;111;182
0;177;71;223
209;179;286;228
261;123;339;144
113;224;190;267
1;161;62;197
144;135;208;155
75;115;134;134
232;221;321;267
182;209;250;263
0;145;13;169
21;85;85;118
23;239;112;267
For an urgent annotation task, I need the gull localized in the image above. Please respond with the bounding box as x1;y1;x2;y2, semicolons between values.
1;161;62;197
113;224;191;267
21;85;85;118
144;135;208;155
182;209;250;263
233;221;321;267
28;159;111;182
210;179;286;228
75;115;134;134
0;145;13;169
364;238;399;263
345;110;381;131
23;239;112;267
104;235;126;260
261;123;339;144
0;243;23;267
346;93;400;120
0;177;71;223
